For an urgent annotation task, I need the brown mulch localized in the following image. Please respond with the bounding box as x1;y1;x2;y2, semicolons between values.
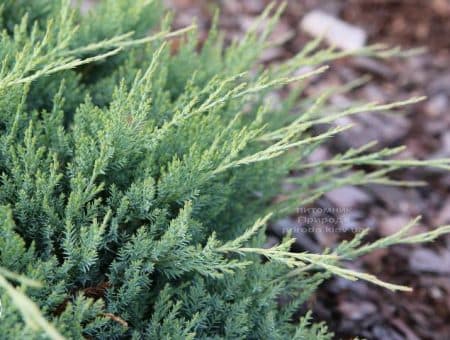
343;0;450;53
168;1;450;339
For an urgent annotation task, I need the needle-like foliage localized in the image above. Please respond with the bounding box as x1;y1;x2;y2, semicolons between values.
0;1;449;339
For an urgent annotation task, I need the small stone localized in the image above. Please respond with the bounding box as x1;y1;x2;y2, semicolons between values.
325;186;372;209
432;0;450;15
410;249;450;274
379;215;410;237
307;146;331;163
338;301;377;320
430;286;444;300
243;0;265;14
363;84;387;102
300;10;367;51
425;94;448;117
327;111;411;151
222;0;242;13
260;47;284;62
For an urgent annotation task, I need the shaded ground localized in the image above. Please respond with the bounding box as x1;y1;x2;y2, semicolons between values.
166;0;450;339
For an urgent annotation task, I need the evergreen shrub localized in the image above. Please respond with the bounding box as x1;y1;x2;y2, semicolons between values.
1;1;449;339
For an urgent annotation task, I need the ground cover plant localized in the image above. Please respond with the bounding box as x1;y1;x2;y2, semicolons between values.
0;0;449;339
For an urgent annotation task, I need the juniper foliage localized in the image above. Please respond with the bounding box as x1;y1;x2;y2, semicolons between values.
1;1;450;339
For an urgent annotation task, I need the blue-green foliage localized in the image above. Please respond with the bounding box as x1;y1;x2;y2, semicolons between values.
0;0;332;338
